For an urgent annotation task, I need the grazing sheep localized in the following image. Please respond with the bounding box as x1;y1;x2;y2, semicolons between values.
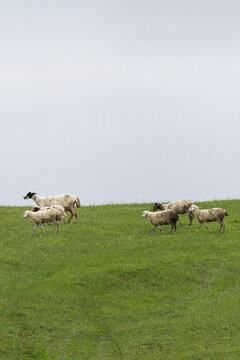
153;200;194;226
189;204;229;233
32;205;67;224
142;209;178;234
23;208;61;233
23;192;81;223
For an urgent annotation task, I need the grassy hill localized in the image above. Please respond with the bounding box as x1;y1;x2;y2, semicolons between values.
0;200;240;359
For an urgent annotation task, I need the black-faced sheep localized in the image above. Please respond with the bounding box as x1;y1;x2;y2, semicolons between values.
23;192;80;223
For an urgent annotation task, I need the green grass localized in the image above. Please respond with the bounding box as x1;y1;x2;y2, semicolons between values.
0;199;240;359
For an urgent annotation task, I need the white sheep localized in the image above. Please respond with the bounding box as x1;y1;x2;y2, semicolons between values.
153;200;194;226
32;205;67;224
23;192;81;223
189;204;229;233
142;209;178;234
23;208;62;233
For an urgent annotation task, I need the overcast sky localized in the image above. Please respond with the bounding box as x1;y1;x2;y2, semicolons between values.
1;0;240;206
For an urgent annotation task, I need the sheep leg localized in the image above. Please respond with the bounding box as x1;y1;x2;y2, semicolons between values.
170;224;177;234
67;210;74;223
151;225;157;234
204;222;211;233
197;222;202;232
220;221;225;233
73;209;78;223
170;223;176;233
53;220;59;234
158;225;165;234
40;224;45;233
177;215;183;226
67;208;77;223
218;221;222;233
33;224;39;232
188;211;194;226
222;221;225;233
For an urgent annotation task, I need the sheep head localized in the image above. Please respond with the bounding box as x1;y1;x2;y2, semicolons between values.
23;211;30;218
32;206;41;212
142;210;150;218
23;192;37;199
153;203;165;211
189;205;199;213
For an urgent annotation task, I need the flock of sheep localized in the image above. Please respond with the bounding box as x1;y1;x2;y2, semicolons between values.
142;200;229;234
23;192;81;233
23;192;229;234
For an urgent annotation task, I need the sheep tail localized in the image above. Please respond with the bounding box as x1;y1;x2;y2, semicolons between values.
75;197;81;208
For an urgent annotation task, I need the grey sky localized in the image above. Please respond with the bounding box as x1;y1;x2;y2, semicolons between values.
1;0;240;206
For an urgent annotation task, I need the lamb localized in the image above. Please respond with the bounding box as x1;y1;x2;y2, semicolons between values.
32;205;67;224
23;208;62;233
23;192;81;223
189;204;229;233
142;209;178;234
153;200;194;226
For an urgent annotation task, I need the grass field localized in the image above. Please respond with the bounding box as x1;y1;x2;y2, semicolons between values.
0;199;240;360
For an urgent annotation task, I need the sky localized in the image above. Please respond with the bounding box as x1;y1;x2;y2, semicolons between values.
1;0;240;206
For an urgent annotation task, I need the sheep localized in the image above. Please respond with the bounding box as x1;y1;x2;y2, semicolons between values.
153;200;194;226
189;204;229;233
142;209;178;234
23;208;62;233
23;192;81;223
32;205;67;224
